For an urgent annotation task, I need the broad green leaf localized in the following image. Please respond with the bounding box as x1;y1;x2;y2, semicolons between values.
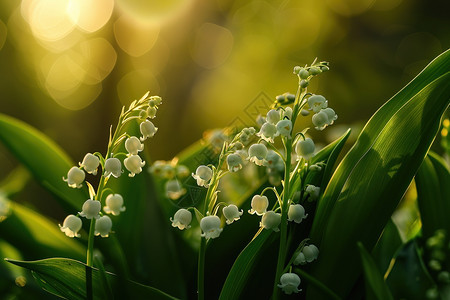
371;219;403;275
0;114;88;210
416;151;450;238
0;201;84;260
219;130;351;299
386;239;435;299
308;49;450;298
219;229;273;300
6;258;178;300
358;242;394;300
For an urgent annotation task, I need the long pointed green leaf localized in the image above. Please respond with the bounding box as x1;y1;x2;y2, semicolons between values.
308;50;450;298
416;151;450;238
0;201;84;260
5;258;179;300
358;242;394;300
0;114;88;210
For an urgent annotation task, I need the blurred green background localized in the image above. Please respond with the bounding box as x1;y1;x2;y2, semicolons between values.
0;0;449;215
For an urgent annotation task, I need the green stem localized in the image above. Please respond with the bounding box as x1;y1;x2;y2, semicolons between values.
86;218;96;267
198;237;206;300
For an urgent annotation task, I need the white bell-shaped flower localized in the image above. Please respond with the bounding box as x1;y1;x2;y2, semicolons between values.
63;167;85;188
59;214;82;238
79;199;101;219
200;215;223;239
223;204;243;224
278;273;301;295
295;138;315;160
124;155;145;177
248;143;268;166
305;185;320;201
95;216;112;237
125;136;144;155
294;252;307;265
79;153;100;175
276;119;292;137
104;194;126;216
140;120;158;141
257;122;278;143
170;208;192;230
149;96;162;106
192;165;213;188
226;153;244;172
287;204;308;224
176;165;190;178
165;179;186;200
266;109;280;124
312;110;329;131
302;244;319;262
284;107;293;119
248;195;269;215
104;158;123;178
322;107;338;125
260;211;281;232
307;95;328;113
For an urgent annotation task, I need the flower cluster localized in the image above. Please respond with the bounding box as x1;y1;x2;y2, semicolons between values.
170;127;255;239
149;159;190;200
60;92;161;239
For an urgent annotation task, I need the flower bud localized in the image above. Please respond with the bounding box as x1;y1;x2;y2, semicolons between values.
227;153;244;172
248;195;269;215
294;252;307;265
200;215;223;239
300;80;309;88
59;215;82;238
260;211;281;232
125;136;144;155
149;96;162;106
223;204;243;224
300;109;310;116
170;208;192;230
299;69;309;79
192;165;213;188
295;138;315;160
312;111;329;130
284;107;293;119
79;199;101;219
140;120;158;141
176;165;190;178
305;185;320;201
124;155;145;177
104;194;126;216
287;204;308;224
146;106;157;119
309;66;321;75
95;216;112;237
79;153;100;175
278;273;301;295
63;167;85;188
104;158;123;178
293;66;301;74
248;143;268;166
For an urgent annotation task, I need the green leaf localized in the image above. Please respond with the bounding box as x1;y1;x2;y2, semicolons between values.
0;114;88;210
358;242;394;300
308;50;450;298
416;151;450;238
385;239;435;299
0;201;85;260
5;258;179;300
219;229;272;300
371;219;403;275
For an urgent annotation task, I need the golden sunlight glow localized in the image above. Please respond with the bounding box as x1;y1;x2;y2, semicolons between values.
116;0;191;25
190;23;234;69
326;0;376;16
114;16;160;57
67;0;114;33
117;70;160;105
